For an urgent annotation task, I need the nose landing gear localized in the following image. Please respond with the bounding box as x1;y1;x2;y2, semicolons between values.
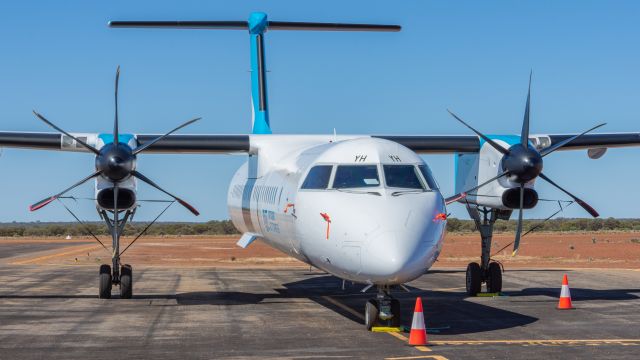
364;286;401;330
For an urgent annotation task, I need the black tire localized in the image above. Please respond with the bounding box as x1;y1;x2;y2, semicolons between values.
365;299;379;331
99;264;112;299
120;264;132;299
486;262;502;293
390;298;401;328
466;262;482;296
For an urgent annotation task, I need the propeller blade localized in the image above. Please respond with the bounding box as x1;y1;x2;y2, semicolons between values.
114;66;120;145
113;183;119;248
132;117;201;155
512;184;525;256
539;173;599;217
521;71;532;147
131;170;199;216
30;170;101;211
447;109;509;155
33;111;100;155
540;123;606;157
445;171;510;204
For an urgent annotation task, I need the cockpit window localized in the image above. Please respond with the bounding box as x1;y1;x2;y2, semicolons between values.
383;165;424;189
333;165;380;189
418;165;439;190
301;165;333;189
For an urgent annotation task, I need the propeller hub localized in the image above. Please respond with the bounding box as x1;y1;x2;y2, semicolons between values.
96;143;136;181
502;144;543;183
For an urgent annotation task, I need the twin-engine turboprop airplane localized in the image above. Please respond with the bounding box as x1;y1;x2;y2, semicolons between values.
1;12;639;330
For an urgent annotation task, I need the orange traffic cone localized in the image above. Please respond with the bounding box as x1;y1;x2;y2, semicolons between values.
408;297;428;346
557;274;574;310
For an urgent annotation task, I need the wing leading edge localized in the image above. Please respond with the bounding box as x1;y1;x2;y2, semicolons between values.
375;133;640;154
0;132;638;154
0;132;250;153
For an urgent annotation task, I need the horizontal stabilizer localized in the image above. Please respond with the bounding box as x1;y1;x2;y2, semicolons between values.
236;232;260;249
109;21;400;32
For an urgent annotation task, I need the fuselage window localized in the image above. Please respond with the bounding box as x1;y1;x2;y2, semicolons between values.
333;165;380;189
301;165;333;190
418;164;439;190
383;165;424;189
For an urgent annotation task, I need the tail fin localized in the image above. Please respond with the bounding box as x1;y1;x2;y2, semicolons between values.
109;12;401;134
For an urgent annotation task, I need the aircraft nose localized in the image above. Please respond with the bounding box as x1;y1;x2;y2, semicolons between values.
363;226;441;284
359;193;446;284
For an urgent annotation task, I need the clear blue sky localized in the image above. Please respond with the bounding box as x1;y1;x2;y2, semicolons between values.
0;1;638;222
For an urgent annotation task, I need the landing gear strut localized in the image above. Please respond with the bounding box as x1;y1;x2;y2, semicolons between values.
465;206;511;295
364;286;401;330
98;208;134;299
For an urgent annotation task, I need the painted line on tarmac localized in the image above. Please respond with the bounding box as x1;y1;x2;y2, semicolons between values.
430;339;640;346
385;355;448;360
387;331;408;341
321;296;364;320
10;244;104;265
429;287;465;292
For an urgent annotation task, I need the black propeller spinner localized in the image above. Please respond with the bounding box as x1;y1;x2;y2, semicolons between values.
501;143;543;183
445;72;605;255
95;142;136;181
29;66;201;217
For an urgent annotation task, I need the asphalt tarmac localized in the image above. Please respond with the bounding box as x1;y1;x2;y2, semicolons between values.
0;241;639;359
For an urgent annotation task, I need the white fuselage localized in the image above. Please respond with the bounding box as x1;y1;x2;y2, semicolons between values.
228;136;447;285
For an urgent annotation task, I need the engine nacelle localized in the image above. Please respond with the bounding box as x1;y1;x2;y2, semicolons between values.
95;175;137;211
455;136;539;210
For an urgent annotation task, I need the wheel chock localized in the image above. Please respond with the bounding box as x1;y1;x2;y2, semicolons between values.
371;326;402;333
475;292;505;297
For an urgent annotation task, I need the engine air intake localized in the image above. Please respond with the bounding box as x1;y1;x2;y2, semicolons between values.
97;188;136;210
502;187;538;209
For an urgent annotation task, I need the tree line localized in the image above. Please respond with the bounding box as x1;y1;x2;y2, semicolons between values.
0;218;638;237
0;220;239;237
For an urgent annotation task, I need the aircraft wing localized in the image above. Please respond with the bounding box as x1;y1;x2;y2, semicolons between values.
375;133;640;154
0;132;250;154
135;134;250;153
0;131;638;155
0;132;63;150
543;133;640;150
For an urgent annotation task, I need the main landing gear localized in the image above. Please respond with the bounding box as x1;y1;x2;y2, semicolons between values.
98;263;133;299
364;285;401;330
97;208;134;299
465;206;511;296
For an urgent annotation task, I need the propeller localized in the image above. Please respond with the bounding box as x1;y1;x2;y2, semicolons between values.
446;72;604;255
30;66;201;216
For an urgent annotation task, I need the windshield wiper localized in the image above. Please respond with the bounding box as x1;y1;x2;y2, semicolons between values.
391;190;426;196
335;189;381;196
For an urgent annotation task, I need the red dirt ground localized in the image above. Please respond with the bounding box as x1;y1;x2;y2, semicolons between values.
2;232;640;269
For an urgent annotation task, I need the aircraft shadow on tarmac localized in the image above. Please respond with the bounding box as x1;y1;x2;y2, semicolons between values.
506;287;640;301
278;274;540;335
426;269;568;274
159;274;537;335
